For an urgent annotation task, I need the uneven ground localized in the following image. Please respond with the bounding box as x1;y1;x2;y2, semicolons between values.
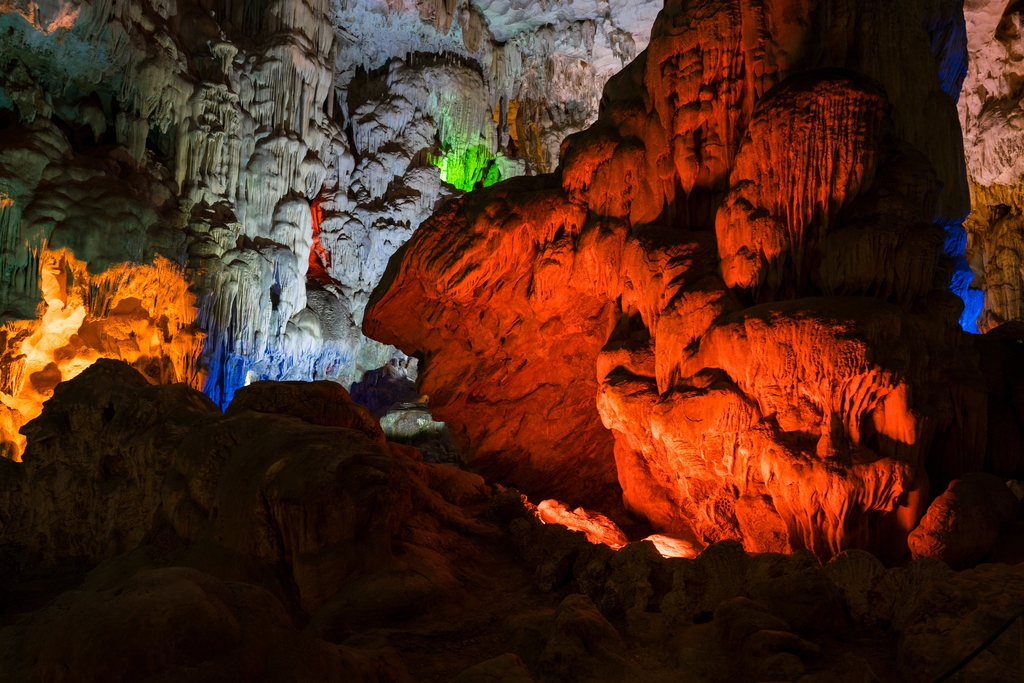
0;360;1021;683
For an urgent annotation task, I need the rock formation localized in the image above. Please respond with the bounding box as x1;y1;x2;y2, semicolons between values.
0;358;493;608
0;112;205;458
365;0;1004;561
948;1;1024;338
2;0;1024;678
0;0;661;455
960;0;1024;332
907;472;1022;569
2;360;1023;681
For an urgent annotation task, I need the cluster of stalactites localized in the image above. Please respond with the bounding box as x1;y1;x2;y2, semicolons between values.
157;0;362;406
386;61;496;162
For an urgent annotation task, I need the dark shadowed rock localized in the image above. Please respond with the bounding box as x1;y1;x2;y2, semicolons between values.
0;359;218;568
908;472;1021;569
226;379;386;443
449;653;535;683
899;562;1024;683
20;567;353;683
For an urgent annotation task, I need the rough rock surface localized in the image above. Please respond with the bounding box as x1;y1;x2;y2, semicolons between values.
0;361;488;681
907;472;1022;569
21;567;355;683
0;0;666;439
899;562;1024;683
0;364;1021;681
365;176;623;508
365;0;988;560
535;500;630;550
0;359;218;567
225;378;387;441
959;0;1024;332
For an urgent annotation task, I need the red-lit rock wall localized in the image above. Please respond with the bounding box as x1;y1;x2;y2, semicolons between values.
366;183;624;509
365;0;990;560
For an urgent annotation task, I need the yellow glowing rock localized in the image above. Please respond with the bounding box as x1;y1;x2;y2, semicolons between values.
0;249;205;460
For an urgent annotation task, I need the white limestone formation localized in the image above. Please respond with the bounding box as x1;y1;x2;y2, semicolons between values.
0;0;659;423
961;0;1024;330
333;0;661;173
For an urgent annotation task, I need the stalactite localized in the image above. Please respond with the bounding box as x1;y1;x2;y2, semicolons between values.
0;0;674;414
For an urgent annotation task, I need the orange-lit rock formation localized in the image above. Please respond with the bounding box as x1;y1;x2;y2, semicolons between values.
0;249;204;460
367;183;622;509
365;0;990;560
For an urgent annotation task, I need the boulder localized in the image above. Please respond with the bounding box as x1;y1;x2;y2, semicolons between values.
866;558;956;632
712;597;791;651
712;596;823;682
0;359;218;567
226;379;386;443
164;409;412;611
599;540;671;614
379;401;459;463
661;540;751;621
748;569;848;635
823;550;886;628
908;472;1022;569
539;593;635;682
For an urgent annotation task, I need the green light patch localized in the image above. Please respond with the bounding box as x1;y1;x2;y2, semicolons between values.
430;144;504;191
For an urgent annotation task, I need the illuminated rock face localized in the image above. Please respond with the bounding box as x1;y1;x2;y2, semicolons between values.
0;0;663;427
0;115;204;458
366;0;986;560
961;1;1024;331
0;249;204;459
366;182;623;507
